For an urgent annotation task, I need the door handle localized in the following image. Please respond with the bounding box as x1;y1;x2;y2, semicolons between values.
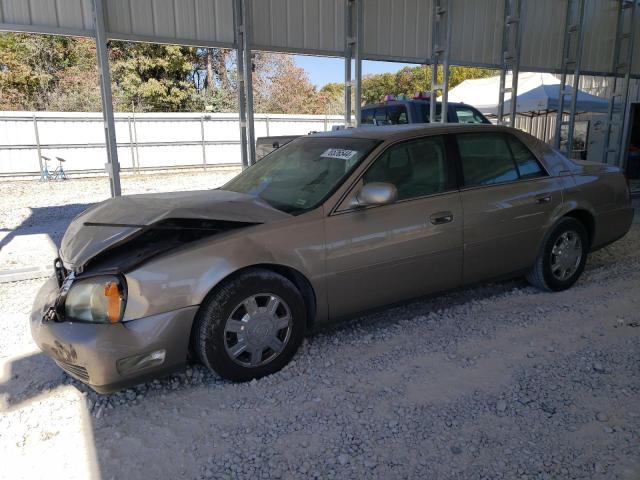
535;194;552;204
429;211;454;225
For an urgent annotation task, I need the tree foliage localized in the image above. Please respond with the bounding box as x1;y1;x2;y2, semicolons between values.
1;33;495;114
0;33;101;111
361;65;495;104
109;42;202;111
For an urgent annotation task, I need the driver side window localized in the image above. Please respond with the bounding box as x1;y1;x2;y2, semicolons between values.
363;136;450;201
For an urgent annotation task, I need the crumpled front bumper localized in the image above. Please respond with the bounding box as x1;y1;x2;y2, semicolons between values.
30;276;198;394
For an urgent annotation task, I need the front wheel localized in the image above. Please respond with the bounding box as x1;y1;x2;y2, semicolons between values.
194;269;306;381
526;217;589;292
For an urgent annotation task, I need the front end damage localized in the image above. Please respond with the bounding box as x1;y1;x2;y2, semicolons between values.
47;217;255;323
31;189;291;392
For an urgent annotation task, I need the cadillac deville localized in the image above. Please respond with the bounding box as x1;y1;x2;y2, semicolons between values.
31;124;633;392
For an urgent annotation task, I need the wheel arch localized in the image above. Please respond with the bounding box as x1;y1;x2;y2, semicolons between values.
562;209;595;248
196;263;318;332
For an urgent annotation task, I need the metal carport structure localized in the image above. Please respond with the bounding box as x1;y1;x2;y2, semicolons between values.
1;0;639;196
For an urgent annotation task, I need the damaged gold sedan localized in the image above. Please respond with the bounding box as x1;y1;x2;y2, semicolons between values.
31;124;633;392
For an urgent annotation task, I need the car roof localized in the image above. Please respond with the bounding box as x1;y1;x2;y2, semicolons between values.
362;100;472;108
311;123;514;142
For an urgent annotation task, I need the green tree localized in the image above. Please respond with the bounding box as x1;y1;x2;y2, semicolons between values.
0;32;497;114
360;65;495;105
109;42;203;112
251;53;322;114
316;82;344;115
0;33;100;110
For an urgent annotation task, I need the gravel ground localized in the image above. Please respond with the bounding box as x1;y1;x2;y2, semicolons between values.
0;173;639;480
0;169;240;271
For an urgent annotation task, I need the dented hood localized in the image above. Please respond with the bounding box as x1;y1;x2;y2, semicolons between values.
60;189;290;269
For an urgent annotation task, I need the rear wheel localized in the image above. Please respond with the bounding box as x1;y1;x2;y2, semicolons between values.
194;268;306;381
526;217;589;292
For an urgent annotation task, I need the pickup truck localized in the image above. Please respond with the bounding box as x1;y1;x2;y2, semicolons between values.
255;98;490;160
361;98;490;125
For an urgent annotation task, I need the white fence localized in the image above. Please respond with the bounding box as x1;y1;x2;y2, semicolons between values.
0;112;345;176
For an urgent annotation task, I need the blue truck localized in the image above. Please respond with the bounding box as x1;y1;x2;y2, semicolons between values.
255;95;490;160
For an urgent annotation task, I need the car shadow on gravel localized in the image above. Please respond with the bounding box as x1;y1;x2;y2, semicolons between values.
0;350;69;411
0;202;93;256
2;224;637;479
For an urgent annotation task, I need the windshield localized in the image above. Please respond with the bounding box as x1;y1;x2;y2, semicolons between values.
223;137;380;213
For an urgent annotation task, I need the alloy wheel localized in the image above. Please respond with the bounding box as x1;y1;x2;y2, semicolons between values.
550;231;582;281
223;293;292;367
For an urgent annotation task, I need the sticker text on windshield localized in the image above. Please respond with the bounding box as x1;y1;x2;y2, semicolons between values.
320;148;358;160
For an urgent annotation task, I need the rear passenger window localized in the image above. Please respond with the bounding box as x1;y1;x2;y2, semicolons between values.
386;106;408;125
361;109;374;125
454;106;487;124
374;109;388;125
363;136;449;201
420;104;442;123
457;133;519;187
506;135;545;179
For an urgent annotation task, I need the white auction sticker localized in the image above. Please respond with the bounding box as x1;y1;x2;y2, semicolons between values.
320;148;358;160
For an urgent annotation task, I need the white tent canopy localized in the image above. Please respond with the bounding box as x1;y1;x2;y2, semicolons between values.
441;72;612;116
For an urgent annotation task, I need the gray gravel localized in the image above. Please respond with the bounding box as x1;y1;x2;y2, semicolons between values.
0;169;240;270
1;178;639;479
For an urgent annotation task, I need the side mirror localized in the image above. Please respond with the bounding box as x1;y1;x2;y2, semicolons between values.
352;182;398;208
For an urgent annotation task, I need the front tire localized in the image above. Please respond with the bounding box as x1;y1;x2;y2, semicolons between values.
526;217;589;292
194;268;306;381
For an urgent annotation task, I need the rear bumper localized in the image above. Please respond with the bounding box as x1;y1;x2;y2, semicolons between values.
30;276;198;394
592;205;634;251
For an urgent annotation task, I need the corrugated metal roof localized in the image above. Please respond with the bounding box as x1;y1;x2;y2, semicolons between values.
519;0;566;72
581;0;619;74
362;0;432;62
0;0;638;76
450;0;504;67
104;0;235;47
250;0;345;56
0;0;93;35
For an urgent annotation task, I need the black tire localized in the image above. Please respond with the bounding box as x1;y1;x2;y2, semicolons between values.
193;268;306;381
526;217;589;292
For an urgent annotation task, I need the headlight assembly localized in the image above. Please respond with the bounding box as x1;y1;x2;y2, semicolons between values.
64;275;126;323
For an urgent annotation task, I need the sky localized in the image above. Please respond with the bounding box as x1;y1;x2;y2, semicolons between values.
293;55;416;88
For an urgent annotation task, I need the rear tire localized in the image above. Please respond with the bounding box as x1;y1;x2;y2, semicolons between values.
194;268;306;382
526;217;589;292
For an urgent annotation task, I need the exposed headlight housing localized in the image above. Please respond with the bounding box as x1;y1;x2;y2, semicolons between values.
64;275;126;323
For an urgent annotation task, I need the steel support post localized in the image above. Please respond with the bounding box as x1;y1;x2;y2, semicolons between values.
131;105;140;173
497;67;507;125
92;0;121;197
32;114;44;179
497;0;522;127
554;0;586;154
617;1;637;169
440;1;452;124
234;0;249;169
354;0;363;127
429;0;451;124
429;1;439;124
127;115;136;170
509;4;522;125
200;114;207;170
344;0;354;126
603;0;637;165
242;0;256;165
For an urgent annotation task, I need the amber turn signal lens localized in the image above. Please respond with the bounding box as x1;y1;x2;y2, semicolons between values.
104;282;122;323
